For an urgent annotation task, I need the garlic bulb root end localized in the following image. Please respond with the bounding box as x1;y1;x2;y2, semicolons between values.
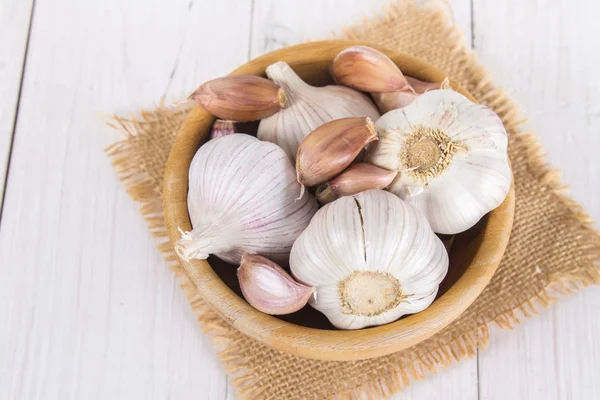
339;270;403;317
400;125;463;183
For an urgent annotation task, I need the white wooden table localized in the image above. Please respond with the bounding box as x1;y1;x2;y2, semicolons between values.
1;0;598;399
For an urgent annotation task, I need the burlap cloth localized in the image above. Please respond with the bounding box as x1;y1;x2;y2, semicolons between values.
105;1;600;398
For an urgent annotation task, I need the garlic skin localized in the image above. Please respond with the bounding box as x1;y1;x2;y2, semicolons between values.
296;117;378;187
371;78;445;113
238;253;313;315
371;91;417;113
257;61;380;161
332;45;412;93
406;76;442;93
175;134;318;265
315;163;397;204
366;89;511;234
290;189;448;330
191;75;286;121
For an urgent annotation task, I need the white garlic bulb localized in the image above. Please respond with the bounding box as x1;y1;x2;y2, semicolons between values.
366;89;511;234
290;189;448;330
176;134;318;265
258;61;380;161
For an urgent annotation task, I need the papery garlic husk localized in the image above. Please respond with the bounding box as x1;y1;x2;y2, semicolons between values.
257;61;380;161
238;253;314;315
175;134;318;265
190;75;286;121
315;163;397;204
210;120;238;140
332;45;413;93
366;89;511;234
290;189;448;330
296;117;378;187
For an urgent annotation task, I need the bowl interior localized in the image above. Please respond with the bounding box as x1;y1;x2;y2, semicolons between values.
207;95;491;330
163;40;515;361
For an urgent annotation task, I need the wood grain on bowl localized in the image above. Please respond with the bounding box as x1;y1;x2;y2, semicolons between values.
163;41;515;361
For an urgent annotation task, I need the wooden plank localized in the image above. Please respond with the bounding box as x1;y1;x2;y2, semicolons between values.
0;0;251;399
474;0;600;398
248;1;477;399
250;0;473;58
0;0;34;206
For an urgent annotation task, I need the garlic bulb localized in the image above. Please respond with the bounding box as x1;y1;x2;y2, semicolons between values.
366;89;511;234
257;61;380;161
290;189;448;330
175;134;318;265
238;253;313;315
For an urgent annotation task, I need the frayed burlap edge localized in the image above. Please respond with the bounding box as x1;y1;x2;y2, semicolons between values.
105;1;600;398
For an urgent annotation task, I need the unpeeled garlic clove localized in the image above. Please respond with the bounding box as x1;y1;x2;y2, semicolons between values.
371;91;418;113
372;77;445;112
315;163;397;204
406;76;442;93
296;117;378;187
332;46;412;93
238;253;313;315
210;120;238;140
190;75;286;121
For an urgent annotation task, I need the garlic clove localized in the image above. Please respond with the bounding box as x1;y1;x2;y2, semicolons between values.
366;89;511;234
372;77;444;112
296;117;378;187
406;76;442;93
190;75;286;121
176;134;317;265
257;61;380;161
210;120;238;140
371;91;418;113
315;163;397;204
332;46;412;93
238;253;314;315
290;189;448;330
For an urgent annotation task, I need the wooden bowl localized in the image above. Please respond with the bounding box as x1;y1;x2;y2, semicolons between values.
163;41;515;361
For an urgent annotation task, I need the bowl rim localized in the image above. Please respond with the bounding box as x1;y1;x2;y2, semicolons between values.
163;40;515;361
